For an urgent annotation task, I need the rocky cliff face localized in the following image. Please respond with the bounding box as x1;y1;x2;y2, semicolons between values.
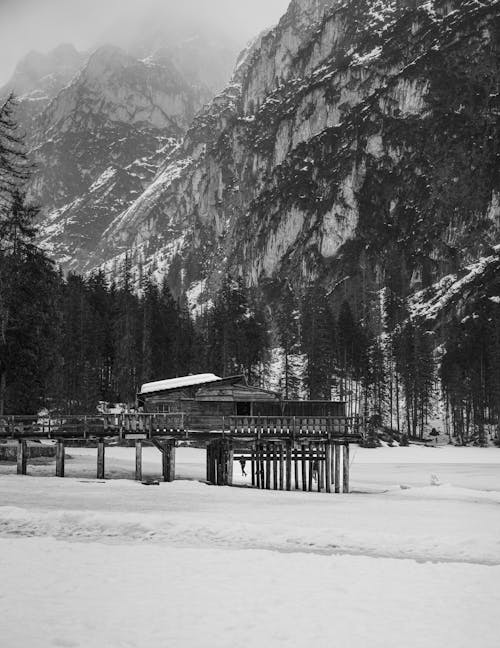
1;44;86;128
30;45;216;270
37;0;500;315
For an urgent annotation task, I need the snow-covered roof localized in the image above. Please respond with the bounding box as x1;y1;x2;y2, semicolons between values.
139;373;222;395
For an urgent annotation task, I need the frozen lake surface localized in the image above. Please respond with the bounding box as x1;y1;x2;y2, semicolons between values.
1;445;499;647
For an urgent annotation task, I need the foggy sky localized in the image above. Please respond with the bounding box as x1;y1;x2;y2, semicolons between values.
0;0;291;85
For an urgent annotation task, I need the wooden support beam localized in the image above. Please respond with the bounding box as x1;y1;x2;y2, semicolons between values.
294;446;299;490
162;441;176;483
265;443;271;490
227;443;234;486
343;442;350;493
17;439;27;475
334;443;341;494
285;443;292;491
206;443;211;483
325;442;332;493
308;442;314;492
330;441;335;484
272;443;278;490
56;440;65;478
279;444;284;490
301;444;307;491
251;450;256;487
97;440;105;479
317;446;322;493
135;440;142;481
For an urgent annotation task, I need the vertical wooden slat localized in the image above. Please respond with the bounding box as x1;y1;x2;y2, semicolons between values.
206;443;211;483
272;443;278;490
343;442;350;493
97;440;105;479
334;443;341;493
325;442;332;493
135;440;142;481
251;447;256;487
56;440;65;478
227;442;234;486
278;444;284;490
317;445;322;493
294;446;299;490
17;439;27;475
301;443;307;491
308;442;314;492
265;443;271;490
285;442;292;491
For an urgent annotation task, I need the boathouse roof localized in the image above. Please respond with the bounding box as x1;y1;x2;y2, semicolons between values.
140;373;222;395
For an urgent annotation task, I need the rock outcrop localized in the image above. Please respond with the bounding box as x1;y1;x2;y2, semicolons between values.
36;0;500;314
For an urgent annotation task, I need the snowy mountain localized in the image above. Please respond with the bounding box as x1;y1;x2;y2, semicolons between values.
31;0;500;319
29;45;217;269
0;43;86;128
62;0;498;315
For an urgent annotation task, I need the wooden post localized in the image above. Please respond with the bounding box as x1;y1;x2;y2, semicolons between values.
135;440;142;481
285;442;292;491
97;440;105;479
255;443;260;489
317;445;322;493
17;439;27;475
272;443;278;490
56;440;65;478
334;443;341;493
301;443;307;491
325;442;332;493
206;443;211;482
343;442;350;493
278;444;284;490
308;442;314;492
265;443;271;490
331;441;335;484
294;445;299;490
227;441;234;486
162;441;176;483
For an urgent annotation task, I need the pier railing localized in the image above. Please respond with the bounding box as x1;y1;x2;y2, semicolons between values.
226;415;362;440
0;413;362;441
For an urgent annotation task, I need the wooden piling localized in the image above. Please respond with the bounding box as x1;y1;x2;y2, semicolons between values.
317;446;322;493
301;444;307;491
17;439;27;475
278;443;284;490
272;443;278;490
255;443;261;489
162;441;176;483
265;443;271;490
285;443;292;491
251;448;256;487
294;445;299;490
325;442;332;493
308;442;314;492
343;442;350;493
135;440;142;481
56;440;65;478
334;443;341;493
97;440;105;479
227;442;234;486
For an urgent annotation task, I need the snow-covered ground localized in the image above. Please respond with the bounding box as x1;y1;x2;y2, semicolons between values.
1;444;499;647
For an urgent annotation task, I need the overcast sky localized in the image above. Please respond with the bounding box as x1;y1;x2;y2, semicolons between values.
0;0;290;85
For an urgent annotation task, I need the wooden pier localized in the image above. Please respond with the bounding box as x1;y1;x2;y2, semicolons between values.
0;413;362;492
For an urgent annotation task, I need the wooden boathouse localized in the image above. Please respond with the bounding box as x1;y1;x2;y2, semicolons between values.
0;374;361;493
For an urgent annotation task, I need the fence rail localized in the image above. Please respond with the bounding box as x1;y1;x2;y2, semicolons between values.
0;413;363;440
227;415;362;439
